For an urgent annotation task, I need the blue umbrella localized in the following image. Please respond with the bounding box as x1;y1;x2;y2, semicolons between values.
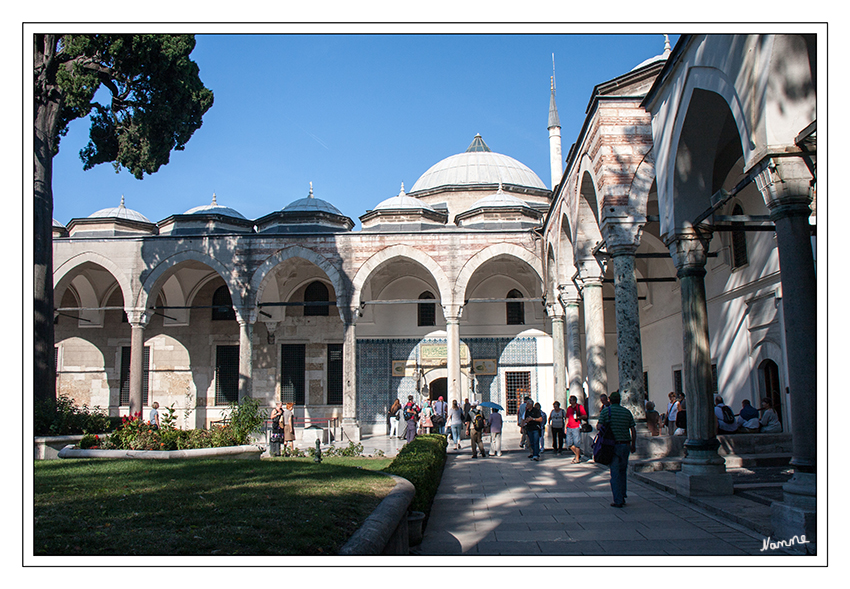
479;401;503;411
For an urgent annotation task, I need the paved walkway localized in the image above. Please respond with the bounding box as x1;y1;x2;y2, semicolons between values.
411;429;790;557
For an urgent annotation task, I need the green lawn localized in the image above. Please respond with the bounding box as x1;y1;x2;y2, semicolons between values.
34;457;395;556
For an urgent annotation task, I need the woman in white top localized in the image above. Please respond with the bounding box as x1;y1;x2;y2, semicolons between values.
665;392;679;436
759;397;783;433
447;400;464;450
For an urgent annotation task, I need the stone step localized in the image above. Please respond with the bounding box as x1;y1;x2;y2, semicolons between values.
634;433;792;460
629;452;790;473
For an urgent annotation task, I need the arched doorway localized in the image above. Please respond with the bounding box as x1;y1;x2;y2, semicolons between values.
759;359;783;425
429;377;447;402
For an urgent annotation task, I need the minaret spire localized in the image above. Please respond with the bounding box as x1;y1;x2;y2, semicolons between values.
548;53;563;190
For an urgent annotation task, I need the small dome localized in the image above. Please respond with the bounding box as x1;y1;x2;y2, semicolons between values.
183;193;246;219
470;183;528;209
284;183;344;216
374;183;435;211
89;196;151;223
632;34;672;71
53;218;64;228
410;135;546;193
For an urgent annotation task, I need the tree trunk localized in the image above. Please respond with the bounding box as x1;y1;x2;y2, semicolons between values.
33;35;62;403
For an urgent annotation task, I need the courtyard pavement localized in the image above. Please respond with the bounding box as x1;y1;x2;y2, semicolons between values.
304;427;802;558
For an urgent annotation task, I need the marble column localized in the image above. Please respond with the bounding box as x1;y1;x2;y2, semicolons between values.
577;265;607;420
443;304;463;407
608;239;646;421
237;316;254;402
754;156;817;551
560;286;586;407
546;300;567;409
341;306;360;441
126;309;150;419
668;229;733;496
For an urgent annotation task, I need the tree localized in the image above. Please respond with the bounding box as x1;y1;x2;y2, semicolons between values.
33;34;214;403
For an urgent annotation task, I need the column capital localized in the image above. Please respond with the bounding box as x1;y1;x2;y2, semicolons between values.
601;217;645;256
442;304;463;321
235;307;257;325
339;305;362;325
558;283;582;306
575;258;605;287
125;308;151;327
666;227;713;275
545;298;565;319
752;155;814;214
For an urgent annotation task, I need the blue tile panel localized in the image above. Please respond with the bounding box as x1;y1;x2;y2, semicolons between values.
357;336;537;425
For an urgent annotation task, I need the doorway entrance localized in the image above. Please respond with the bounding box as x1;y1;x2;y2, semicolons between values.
759;359;783;424
428;377;447;402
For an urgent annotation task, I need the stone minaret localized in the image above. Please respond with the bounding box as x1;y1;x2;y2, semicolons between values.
548;55;563;190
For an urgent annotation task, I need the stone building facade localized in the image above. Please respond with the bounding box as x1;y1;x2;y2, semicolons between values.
51;33;817;542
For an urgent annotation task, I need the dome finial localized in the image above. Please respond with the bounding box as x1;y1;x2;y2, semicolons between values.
212;192;218;206
309;182;314;198
119;195;126;208
400;182;405;195
663;34;671;55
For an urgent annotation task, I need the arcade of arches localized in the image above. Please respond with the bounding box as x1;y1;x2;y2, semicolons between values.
51;35;818;545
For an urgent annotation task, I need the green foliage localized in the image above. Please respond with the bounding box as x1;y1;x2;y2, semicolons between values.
96;400;269;451
34;394;112;436
225;397;268;444
383;434;447;515
307;441;365;459
51;34;214;178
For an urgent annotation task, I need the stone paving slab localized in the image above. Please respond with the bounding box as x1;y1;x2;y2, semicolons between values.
414;436;797;558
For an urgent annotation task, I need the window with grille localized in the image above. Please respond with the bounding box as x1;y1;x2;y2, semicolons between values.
418;291;436;326
506;289;525;325
327;344;343;405
304;281;330;316
673;368;683;397
212;285;236;321
505;371;530;416
120;346;150;406
731;204;748;269
281;344;306;405
215;345;239;405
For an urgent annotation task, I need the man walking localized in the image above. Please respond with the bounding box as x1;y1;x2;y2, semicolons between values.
596;391;636;507
566;395;587;463
521;398;544;461
433;395;447;434
469;403;487;459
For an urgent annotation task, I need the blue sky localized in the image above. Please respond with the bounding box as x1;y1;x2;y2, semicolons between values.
51;33;679;228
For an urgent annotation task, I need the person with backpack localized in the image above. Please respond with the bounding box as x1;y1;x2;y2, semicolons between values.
403;395;421;443
469;403;488;458
521;398;544;461
714;396;739;434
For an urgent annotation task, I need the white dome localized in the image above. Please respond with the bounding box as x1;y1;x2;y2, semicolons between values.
183;194;246;219
89;196;150;223
374;183;435;211
470;184;528;209
409;135;546;193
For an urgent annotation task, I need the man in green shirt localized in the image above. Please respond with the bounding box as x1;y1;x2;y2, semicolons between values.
596;391;636;507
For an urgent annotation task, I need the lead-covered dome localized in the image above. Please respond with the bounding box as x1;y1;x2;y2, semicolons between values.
89;195;151;223
183;193;246;219
409;134;547;194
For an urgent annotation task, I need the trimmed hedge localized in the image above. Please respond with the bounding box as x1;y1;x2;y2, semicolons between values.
383;434;447;516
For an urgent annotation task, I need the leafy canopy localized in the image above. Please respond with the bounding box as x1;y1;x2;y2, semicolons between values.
53;34;214;179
